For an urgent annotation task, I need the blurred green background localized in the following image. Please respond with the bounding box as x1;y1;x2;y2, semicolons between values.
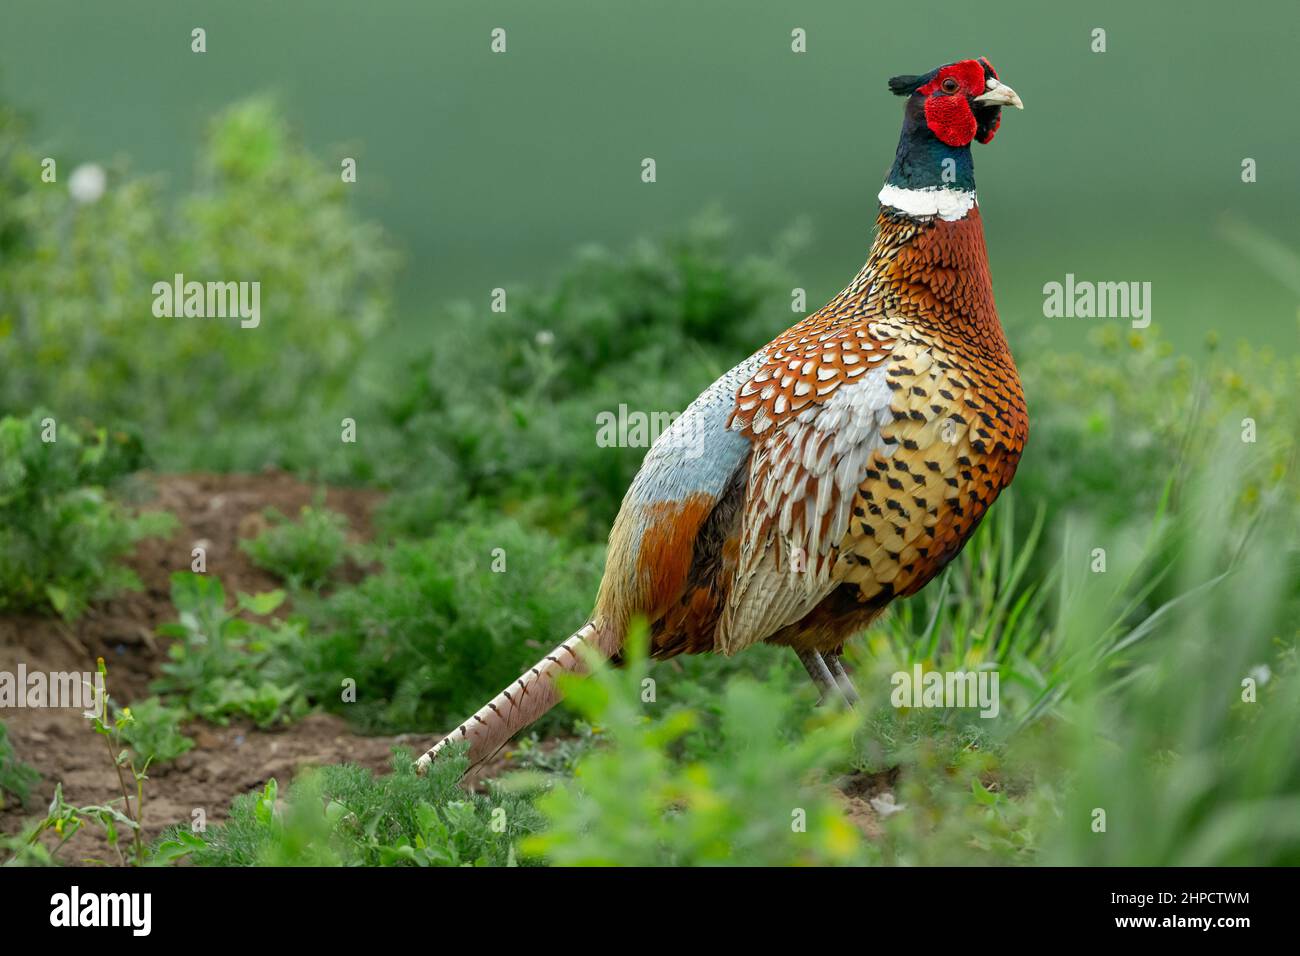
4;0;1296;355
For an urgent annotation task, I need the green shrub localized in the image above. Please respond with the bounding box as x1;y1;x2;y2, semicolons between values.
371;212;801;538
521;623;865;866
116;697;195;766
153;573;308;728
165;748;544;867
1017;327;1297;531
296;516;602;734
0;97;396;474
0;410;173;618
240;502;349;589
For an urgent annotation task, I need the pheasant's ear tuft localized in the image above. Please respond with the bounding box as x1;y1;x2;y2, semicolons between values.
888;74;924;96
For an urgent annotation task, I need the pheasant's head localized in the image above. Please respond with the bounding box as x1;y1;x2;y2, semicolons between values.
880;57;1023;213
889;57;1023;148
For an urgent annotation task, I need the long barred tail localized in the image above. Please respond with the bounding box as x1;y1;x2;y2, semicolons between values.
416;620;611;775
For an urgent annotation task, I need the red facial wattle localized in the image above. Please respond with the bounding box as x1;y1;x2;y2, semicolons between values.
923;95;977;147
915;59;993;148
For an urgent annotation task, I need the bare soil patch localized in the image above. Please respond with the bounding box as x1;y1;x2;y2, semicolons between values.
0;471;410;864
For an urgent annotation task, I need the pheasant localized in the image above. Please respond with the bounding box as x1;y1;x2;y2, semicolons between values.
418;57;1028;774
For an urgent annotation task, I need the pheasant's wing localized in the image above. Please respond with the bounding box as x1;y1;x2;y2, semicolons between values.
595;348;767;623
718;318;900;655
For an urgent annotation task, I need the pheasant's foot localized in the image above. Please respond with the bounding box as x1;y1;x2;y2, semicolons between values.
795;648;839;707
824;651;860;709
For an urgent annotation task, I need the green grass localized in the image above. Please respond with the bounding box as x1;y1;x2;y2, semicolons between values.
0;722;39;810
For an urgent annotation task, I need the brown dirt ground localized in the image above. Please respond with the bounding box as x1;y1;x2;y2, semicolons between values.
1;471;885;865
0;471;426;864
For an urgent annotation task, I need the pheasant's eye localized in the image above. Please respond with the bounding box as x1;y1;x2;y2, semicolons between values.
941;77;961;94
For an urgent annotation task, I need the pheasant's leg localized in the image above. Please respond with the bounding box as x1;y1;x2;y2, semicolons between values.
824;651;860;708
795;649;838;707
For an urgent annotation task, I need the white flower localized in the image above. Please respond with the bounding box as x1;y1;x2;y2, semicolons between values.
534;330;555;348
1249;664;1272;687
68;163;106;204
870;792;907;817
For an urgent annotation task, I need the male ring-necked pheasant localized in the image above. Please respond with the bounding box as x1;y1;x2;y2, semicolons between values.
419;57;1028;773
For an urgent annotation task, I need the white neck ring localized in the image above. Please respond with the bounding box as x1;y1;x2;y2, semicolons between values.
877;185;977;222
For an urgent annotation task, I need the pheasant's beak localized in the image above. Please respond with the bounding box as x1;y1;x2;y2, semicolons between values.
975;79;1024;110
